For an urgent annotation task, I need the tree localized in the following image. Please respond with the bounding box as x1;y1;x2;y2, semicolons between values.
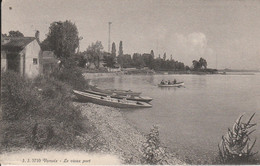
150;50;154;59
142;53;154;69
192;60;201;70
8;30;24;37
103;55;116;68
149;51;155;69
191;57;207;70
122;54;132;68
87;41;103;53
199;57;207;69
40;38;52;51
111;42;116;58
117;41;124;67
74;51;88;68
2;33;8;37
86;41;104;68
132;53;145;68
41;20;79;59
163;53;166;61
118;41;123;57
185;66;190;71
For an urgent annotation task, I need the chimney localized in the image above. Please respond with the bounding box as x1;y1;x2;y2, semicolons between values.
1;34;10;44
35;30;40;42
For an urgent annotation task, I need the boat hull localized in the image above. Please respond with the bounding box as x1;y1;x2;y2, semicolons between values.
84;89;153;103
73;90;152;108
158;82;184;87
90;86;141;96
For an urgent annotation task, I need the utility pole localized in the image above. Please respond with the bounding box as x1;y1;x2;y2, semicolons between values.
108;22;112;53
156;39;159;58
216;54;218;69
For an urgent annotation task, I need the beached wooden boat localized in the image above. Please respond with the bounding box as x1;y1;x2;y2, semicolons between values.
84;89;153;103
90;85;141;96
158;82;184;87
73;90;152;108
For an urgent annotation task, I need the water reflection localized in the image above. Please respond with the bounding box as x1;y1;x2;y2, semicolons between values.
191;75;207;88
158;86;180;91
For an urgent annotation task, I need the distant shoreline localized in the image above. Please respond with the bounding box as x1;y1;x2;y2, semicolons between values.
83;69;258;78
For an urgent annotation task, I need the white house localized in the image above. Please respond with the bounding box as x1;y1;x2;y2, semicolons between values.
1;35;42;78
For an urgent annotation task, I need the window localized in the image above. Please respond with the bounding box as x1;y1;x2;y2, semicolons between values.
33;58;38;65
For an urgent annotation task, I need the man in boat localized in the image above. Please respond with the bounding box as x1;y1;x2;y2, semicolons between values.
168;80;171;85
173;79;177;84
161;79;165;85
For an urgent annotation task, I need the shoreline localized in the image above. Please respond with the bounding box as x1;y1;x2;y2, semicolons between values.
74;102;185;165
83;70;258;78
0;102;185;165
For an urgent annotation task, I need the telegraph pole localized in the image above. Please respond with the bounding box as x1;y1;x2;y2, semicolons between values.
216;54;218;69
108;22;112;53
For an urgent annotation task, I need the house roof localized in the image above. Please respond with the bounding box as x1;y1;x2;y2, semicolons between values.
42;51;59;64
42;51;55;58
1;37;36;52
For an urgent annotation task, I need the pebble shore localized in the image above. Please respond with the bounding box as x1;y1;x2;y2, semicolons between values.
74;102;185;165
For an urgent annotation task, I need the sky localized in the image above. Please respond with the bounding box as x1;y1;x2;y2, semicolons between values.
2;0;260;69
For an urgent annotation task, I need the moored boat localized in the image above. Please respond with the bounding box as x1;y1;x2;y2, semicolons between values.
84;89;153;103
73;90;152;108
158;82;184;87
90;85;141;96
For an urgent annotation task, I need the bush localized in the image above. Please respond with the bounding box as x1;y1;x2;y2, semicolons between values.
1;71;39;121
1;71;86;150
1;71;41;148
33;76;87;148
217;113;258;164
50;57;87;90
141;125;168;165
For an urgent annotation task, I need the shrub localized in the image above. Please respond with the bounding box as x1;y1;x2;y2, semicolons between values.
1;71;86;150
1;71;39;121
217;113;258;164
1;71;42;148
31;75;87;149
141;125;168;165
50;57;87;90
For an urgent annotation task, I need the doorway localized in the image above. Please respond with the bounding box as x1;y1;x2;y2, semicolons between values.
7;53;20;73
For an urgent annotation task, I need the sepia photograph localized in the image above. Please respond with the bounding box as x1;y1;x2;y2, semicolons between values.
1;0;260;165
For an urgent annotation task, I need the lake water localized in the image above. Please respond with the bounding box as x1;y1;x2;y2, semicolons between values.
89;73;260;163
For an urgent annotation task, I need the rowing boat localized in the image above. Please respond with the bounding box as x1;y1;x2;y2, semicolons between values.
90;85;142;96
84;89;153;103
158;82;184;87
73;90;152;108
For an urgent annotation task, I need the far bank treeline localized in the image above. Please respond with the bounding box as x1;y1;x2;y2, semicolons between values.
37;20;216;73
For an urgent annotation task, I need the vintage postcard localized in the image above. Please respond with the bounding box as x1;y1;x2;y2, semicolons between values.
1;0;259;165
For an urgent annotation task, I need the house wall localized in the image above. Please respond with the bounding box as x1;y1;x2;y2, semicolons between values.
1;51;7;71
24;39;41;78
